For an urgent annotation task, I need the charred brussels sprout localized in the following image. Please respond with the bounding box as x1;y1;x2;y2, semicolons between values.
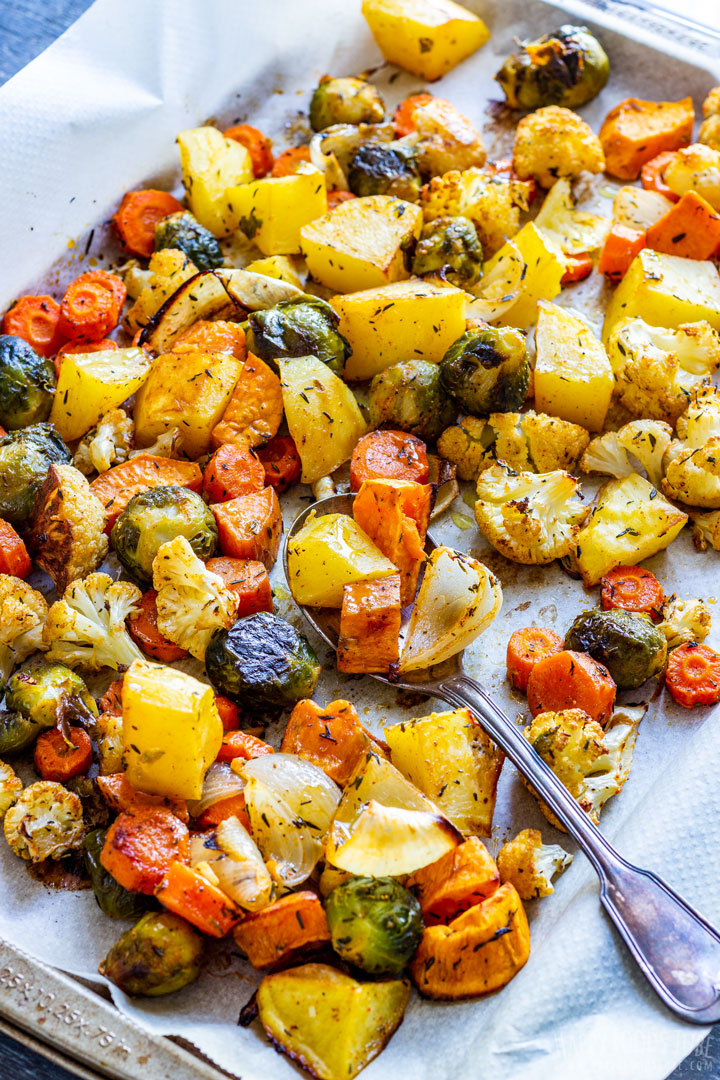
347;143;421;202
368;359;458;443
440;325;529;416
0;423;71;525
247;295;351;376
6;659;97;730
99;912;203;996
310;76;385;131
205;611;321;712
0;335;56;431
495;25;609;110
154;211;224;271
326;877;424;976
84;829;154;919
565;609;667;690
0;710;45;756
412;217;483;287
111;484;218;588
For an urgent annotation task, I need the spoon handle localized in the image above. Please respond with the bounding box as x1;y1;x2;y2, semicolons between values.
439;672;720;1024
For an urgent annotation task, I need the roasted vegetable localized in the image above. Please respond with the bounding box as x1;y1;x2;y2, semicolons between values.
205;612;321;712
29;464;109;595
74;408;134;476
281;698;370;786
580;420;672;488
288;510;397;608
353;477;431;606
228;171;329;257
440;325;528;416
4;780;85;861
43;573;142;672
233;890;330;965
177;126;253;237
111;485;218;588
6;658;97;730
83;828;154;920
0;333;56;430
0;760;22;819
189;817;272;911
411;98;486;177
361;0;490;82
495;25;609;110
420;167;532;257
0;424;71;525
0;575;48;684
247;295;351;376
368;359;457;443
98;911;203;996
310;76;385;131
407;837;499;925
153;211;223;270
656;595;712;648
412;215;483;286
326;876;424;975
513;106;605;189
565;609;667;690
535;301;614;433
497;828;573;901
0;710;48;756
50;347;150;444
600;98;694;182
347;142;421;202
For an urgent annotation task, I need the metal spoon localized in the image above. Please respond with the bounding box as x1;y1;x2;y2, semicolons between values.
285;492;720;1025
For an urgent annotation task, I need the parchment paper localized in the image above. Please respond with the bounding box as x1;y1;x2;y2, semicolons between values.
1;3;720;1079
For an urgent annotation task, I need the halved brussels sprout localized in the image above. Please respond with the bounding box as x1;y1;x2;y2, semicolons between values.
565;609;667;690
99;912;203;996
326;876;424;976
247;294;351;376
440;324;529;416
0;710;45;756
0;335;57;430
347;143;421;202
368;359;458;443
412;217;483;287
495;25;609;110
310;76;386;132
0;423;71;525
154;211;224;271
83;829;154;919
111;484;218;588
6;659;97;730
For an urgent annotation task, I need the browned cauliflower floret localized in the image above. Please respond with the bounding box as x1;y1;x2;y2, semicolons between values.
74;408;134;476
153;536;239;660
512;106;605;188
28;464;108;595
420;167;532;255
497;828;573;899
410;98;486;177
439;412;588;483
581;420;672;488
691;509;720;552
0;761;23;820
4;780;85;861
700;90;720;151
655;595;712;648
662;383;720;509
43;573;144;671
0;575;48;683
663;143;720;210
124;249;199;334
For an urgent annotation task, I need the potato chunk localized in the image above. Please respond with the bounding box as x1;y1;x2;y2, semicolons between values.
177;126;252;237
361;0;490;82
228;170;328;255
287;511;397;608
534;301;614;431
483;223;564;329
50;347;151;442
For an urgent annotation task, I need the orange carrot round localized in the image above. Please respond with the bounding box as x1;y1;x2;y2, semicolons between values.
257;435;301;494
155;861;240;937
0;520;31;578
2;296;65;358
271;146;311;177
172;319;246;360
113;189;184;258
666;643;720;708
561;252;594;284
89;455;203;532
506;627;564;692
600;565;664;616
350;429;429;491
640;151;679;202
128;590;189;662
214;694;243;732
100;808;189;895
55;336;118;377
206;556;273;617
59;271;126;342
216;730;274;764
224;124;274;178
34;726;92;782
327;190;356;211
203;444;266;502
526;650;617;725
394;92;434;136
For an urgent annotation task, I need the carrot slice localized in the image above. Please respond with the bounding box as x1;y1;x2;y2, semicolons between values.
59;271;126;342
55;337;118;378
526;650;617;725
96;773;189;822
233;891;330;968
33;726;92;782
98;678;124;716
211;487;282;569
393;92;434;136
112;189;184;258
327;189;356;210
350;429;429;492
561;252;594;284
256;435;302;494
0;520;31;578
214;694;243;732
598;224;646;283
128;589;190;662
206;556;273;617
600;565;664;616
100;808;189;895
645;190;720;261
640;151;680;201
195;792;251;831
2;295;65;358
217;730;274;763
506;627;564;692
172;319;246;360
224;124;274;178
666;643;720;708
89;455;203;532
155;862;240;938
203;444;266;502
270;146;310;177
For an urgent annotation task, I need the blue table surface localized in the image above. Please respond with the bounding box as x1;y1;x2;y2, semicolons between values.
0;2;719;1078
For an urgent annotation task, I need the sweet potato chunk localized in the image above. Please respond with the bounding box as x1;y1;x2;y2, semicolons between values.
211;353;283;448
406;837;499;925
211;486;282;569
599;97;694;180
96;773;189;823
645;190;720;260
337;575;402;674
100;807;189;895
233;891;330;968
281;698;369;785
353;478;432;605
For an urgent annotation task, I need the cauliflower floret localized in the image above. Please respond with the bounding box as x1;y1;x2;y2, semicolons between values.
616;420;673;488
4;780;85;861
474;462;588;564
128;427;184;460
74;408;134;476
29;464;109;596
439;412;590;482
533;178;610;258
0;760;23;820
152;536;239;660
521;412;590;474
523;705;645;829
512;106;605;189
663;143;720;211
606;317;720;424
125;249;199;334
410;98;486;177
96;712;125;775
704;88;720;118
420;167;532;255
691;509;720;552
438;417;492;481
44;573;143;672
580;432;633;479
662;439;720;508
497;827;573;900
676;382;720;447
656;595;712;648
0;575;48;683
699;116;720;152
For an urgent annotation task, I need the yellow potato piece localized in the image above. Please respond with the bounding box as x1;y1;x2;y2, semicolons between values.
244;255;303;289
484;223;564;330
287;511;397;608
534;300;614;432
177;126;252;237
228;170;327;256
50;347;151;442
362;0;490;81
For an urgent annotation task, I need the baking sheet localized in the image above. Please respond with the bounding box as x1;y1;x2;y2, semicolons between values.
1;2;720;1079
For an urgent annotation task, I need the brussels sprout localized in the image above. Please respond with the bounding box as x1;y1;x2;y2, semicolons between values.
326;876;424;976
247;295;351;376
84;829;154;919
154;211;224;271
440;325;529;416
368;359;457;443
6;659;97;730
495;25;609;110
309;76;385;132
565;609;667;690
347;143;421;202
205;611;321;712
111;484;218;588
99;911;203;996
412;217;483;287
0;423;71;525
0;335;57;431
0;710;45;756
